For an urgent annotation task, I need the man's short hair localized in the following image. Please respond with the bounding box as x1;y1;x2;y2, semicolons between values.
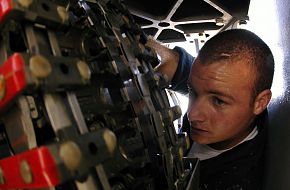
197;29;275;98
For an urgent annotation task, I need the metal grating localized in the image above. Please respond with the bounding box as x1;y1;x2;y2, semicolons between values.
124;0;250;44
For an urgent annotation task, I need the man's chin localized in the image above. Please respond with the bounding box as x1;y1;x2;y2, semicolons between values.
190;134;211;145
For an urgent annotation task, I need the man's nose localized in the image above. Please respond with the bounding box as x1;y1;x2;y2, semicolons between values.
187;98;206;122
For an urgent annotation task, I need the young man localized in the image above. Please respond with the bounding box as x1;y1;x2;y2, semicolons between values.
146;29;274;189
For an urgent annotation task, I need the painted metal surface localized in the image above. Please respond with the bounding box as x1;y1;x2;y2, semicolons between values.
0;146;60;189
0;53;27;110
246;0;290;189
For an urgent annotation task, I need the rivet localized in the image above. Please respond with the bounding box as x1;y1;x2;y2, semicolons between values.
111;61;118;74
153;74;160;82
178;147;184;160
59;141;82;171
0;75;6;100
185;135;191;150
20;160;33;184
168;110;174;122
77;60;91;81
29;55;52;79
103;129;117;154
57;6;69;23
239;20;247;25
0;167;5;185
215;18;224;26
17;0;33;8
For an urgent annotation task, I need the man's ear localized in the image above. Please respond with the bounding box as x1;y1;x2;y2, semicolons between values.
253;89;272;115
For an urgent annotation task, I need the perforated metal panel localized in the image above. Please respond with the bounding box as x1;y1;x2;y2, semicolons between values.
124;0;250;43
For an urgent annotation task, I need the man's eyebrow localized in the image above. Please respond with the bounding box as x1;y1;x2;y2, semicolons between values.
207;90;234;100
187;84;234;101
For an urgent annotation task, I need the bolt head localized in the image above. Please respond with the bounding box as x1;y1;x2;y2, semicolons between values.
59;141;82;172
77;60;91;81
20;160;33;184
185;135;191;150
17;0;33;8
103;129;117;154
29;55;52;79
0;75;6;101
0;167;5;185
178;147;184;160
57;6;69;23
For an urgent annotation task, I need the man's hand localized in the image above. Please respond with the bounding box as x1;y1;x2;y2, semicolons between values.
146;36;180;83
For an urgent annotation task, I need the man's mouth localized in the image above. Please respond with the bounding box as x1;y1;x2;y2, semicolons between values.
190;123;209;134
191;127;209;133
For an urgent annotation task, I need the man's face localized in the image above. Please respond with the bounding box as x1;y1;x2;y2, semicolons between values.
187;58;257;149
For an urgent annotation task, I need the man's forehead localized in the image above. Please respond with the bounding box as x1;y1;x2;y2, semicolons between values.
192;57;254;77
189;58;255;93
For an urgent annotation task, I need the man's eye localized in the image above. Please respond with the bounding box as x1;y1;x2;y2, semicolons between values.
213;97;226;106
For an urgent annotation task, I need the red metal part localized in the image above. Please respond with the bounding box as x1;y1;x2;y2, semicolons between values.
0;146;60;189
0;0;13;24
0;53;27;110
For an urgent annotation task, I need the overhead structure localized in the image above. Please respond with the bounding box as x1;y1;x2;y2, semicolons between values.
124;0;251;44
